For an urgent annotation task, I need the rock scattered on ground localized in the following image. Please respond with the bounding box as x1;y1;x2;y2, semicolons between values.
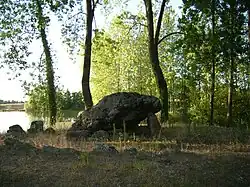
44;127;56;134
93;143;119;154
42;145;80;157
91;130;110;140
3;137;36;151
5;124;26;138
147;112;161;137
27;120;44;134
124;147;138;155
66;130;90;140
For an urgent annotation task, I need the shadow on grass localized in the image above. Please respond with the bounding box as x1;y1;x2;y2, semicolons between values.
0;133;250;187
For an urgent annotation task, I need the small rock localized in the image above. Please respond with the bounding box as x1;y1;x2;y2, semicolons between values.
42;145;59;153
6;124;26;138
42;145;80;157
8;124;25;133
66;130;90;140
93;143;118;154
27;120;44;134
44;127;56;134
92;130;110;140
124;147;138;155
4;137;35;151
147;113;161;137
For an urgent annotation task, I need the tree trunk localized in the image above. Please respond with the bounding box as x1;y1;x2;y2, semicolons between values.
248;8;250;92
248;9;250;43
36;0;57;126
209;0;216;126
82;0;94;109
227;53;234;127
144;0;169;122
227;1;237;128
181;80;188;124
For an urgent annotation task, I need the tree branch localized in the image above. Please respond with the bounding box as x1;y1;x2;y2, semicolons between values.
92;0;100;11
155;0;166;44
65;10;86;24
158;31;184;45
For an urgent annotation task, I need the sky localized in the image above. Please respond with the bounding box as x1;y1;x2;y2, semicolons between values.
0;0;183;101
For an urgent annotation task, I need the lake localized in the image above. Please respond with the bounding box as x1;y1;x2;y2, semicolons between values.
0;112;37;133
0;110;79;133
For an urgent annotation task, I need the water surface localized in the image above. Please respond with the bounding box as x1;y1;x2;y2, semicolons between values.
0;110;78;133
0;112;35;132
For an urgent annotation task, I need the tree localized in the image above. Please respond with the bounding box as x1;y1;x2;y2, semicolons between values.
0;0;59;126
143;0;169;122
60;0;121;109
82;0;99;109
91;14;160;103
35;0;57;126
179;0;249;127
182;0;218;126
218;0;247;127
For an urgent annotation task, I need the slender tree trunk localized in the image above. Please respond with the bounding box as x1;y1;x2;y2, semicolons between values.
227;53;234;127
36;0;57;126
144;0;169;122
182;79;188;124
248;8;250;92
210;0;216;126
248;9;250;43
227;3;236;127
248;8;250;93
82;0;94;109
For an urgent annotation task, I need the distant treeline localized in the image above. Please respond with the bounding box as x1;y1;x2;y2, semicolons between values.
25;85;85;119
0;100;24;104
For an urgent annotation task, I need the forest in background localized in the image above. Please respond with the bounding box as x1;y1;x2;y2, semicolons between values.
0;0;249;128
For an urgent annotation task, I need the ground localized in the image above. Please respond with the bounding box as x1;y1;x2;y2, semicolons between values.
0;127;250;187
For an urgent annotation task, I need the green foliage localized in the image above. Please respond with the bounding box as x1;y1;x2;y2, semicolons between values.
176;0;250;128
0;0;249;131
0;0;36;73
25;84;84;120
90;8;178;103
0;0;61;126
25;85;49;119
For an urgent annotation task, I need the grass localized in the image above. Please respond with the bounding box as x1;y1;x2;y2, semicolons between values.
0;126;250;187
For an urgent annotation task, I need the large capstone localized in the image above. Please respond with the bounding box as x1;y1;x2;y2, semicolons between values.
67;92;161;137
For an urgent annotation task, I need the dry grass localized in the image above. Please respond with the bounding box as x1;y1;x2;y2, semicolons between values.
0;127;250;187
23;132;250;154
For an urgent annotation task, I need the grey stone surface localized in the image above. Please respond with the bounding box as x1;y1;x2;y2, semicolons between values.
6;124;26;138
92;143;118;154
67;92;161;138
147;113;161;136
27;120;44;133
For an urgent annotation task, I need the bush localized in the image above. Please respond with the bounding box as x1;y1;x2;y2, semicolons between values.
162;126;250;144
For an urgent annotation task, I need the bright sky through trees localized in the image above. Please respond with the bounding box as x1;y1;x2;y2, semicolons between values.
0;0;182;101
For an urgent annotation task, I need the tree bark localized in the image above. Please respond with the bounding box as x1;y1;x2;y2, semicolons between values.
36;0;57;126
82;0;94;109
248;9;250;43
209;0;216;126
144;0;169;122
227;52;234;127
227;2;236;127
